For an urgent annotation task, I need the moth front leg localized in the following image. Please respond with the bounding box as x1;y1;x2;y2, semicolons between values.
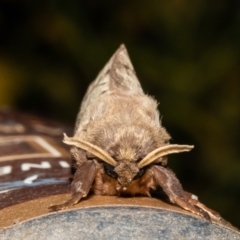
151;165;210;219
49;160;96;211
184;191;221;221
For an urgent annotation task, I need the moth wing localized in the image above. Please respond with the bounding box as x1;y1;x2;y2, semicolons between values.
75;44;143;132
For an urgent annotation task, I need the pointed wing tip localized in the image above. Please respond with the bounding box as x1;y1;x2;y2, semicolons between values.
119;43;126;49
111;43;132;68
109;44;128;62
116;43;128;55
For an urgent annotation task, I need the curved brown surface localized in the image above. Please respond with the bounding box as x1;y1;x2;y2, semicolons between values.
0;194;238;233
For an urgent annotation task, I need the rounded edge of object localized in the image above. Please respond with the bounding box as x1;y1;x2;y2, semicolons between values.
0;203;240;240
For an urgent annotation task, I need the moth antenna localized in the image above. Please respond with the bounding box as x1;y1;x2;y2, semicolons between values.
63;133;117;166
138;144;194;168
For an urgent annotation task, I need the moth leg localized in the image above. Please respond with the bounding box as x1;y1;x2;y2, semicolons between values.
184;191;221;221
49;161;96;211
151;165;210;219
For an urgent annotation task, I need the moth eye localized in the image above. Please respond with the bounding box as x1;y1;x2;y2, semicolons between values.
136;157;142;163
133;168;146;180
103;163;118;179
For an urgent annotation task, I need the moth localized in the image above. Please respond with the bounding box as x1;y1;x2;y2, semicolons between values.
50;44;220;221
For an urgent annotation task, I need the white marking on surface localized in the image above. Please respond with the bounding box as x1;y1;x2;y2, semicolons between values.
0;166;12;176
0;188;17;194
21;161;51;171
0;135;63;161
59;160;70;168
33;125;63;135
34;136;61;157
0;153;61;162
0;124;25;133
24;174;38;184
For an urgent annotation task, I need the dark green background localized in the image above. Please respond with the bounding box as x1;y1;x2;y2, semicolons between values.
0;1;239;228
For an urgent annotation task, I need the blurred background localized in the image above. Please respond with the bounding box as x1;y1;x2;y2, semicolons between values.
0;0;239;227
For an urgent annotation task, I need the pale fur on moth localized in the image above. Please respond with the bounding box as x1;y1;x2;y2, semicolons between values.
50;44;221;221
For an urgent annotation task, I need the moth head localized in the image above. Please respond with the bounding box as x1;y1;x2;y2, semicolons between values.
63;133;193;188
113;144;194;188
114;161;139;187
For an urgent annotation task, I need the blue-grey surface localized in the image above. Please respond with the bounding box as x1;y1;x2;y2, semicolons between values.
0;206;239;240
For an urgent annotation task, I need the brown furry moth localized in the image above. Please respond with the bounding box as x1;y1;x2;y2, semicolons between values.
50;44;221;221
